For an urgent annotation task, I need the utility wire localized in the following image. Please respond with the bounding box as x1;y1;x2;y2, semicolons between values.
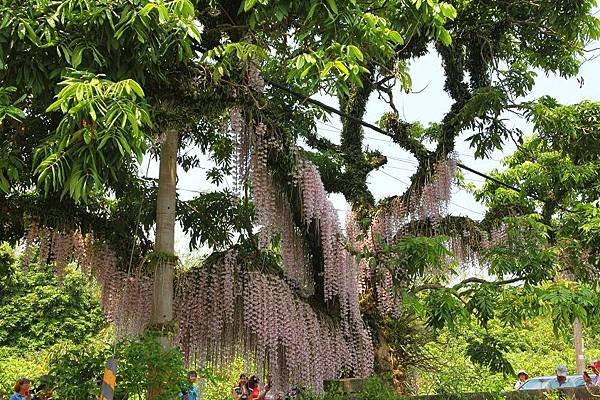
193;44;571;212
378;167;484;216
267;78;574;212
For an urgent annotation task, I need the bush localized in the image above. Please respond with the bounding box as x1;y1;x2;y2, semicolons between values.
199;358;247;400
118;332;188;400
0;250;104;350
0;347;47;397
358;376;399;400
46;330;189;400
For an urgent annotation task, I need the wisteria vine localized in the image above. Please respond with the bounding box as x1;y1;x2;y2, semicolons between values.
21;223;152;339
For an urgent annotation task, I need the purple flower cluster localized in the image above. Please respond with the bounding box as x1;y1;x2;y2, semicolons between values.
173;249;372;393
22;223;152;338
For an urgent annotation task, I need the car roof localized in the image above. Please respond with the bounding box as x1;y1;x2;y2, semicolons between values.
519;375;585;390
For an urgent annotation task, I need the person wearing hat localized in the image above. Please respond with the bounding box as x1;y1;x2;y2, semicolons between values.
548;364;569;389
514;370;529;390
588;360;600;385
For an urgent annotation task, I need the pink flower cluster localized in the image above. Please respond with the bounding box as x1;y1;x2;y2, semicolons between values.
349;156;480;316
246;63;265;92
480;224;508;250
370;197;409;245
221;64;373;390
21;223;152;338
230;107;249;193
173;250;373;393
231;102;314;293
297;161;344;301
411;156;457;225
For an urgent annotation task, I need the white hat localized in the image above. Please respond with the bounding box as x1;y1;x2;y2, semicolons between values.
517;370;528;377
556;364;568;377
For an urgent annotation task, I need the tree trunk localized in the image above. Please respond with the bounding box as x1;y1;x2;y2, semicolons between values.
574;318;585;374
148;129;178;399
152;128;178;337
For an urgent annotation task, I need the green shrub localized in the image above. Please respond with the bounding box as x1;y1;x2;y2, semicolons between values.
198;358;248;400
0;347;47;397
0;252;104;350
118;332;188;400
46;330;189;400
357;376;399;400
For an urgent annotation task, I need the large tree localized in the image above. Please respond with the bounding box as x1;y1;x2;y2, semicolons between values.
472;99;600;372
260;0;600;389
1;0;600;395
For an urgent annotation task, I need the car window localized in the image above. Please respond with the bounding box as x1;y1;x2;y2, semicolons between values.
520;379;548;390
568;377;585;388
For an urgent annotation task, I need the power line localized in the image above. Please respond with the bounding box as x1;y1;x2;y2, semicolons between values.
267;78;576;211
196;44;571;212
449;201;485;216
378;169;410;186
318;121;504;163
378;165;485;216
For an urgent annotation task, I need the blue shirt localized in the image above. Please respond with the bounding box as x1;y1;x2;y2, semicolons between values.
547;378;568;389
179;386;198;400
10;394;26;400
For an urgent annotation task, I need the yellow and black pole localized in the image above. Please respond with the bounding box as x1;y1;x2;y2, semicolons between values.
98;358;117;400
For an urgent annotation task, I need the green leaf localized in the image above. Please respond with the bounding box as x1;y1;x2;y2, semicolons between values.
347;45;364;62
17;22;26;39
127;80;145;97
243;0;257;12
333;60;349;75
440;3;457;19
388;30;404;45
71;48;83;68
300;65;313;78
438;28;452;45
325;0;338;14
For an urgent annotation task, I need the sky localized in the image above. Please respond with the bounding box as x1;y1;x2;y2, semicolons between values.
145;43;600;255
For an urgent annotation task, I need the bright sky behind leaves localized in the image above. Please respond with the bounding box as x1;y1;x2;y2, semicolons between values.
145;44;600;255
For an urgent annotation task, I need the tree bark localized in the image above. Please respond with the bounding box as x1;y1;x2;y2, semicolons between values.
148;129;178;399
152;128;178;335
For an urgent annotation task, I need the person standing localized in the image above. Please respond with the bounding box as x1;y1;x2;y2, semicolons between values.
10;378;31;400
233;373;250;400
31;375;53;400
588;360;600;385
547;365;569;389
247;375;270;400
180;371;199;400
584;371;593;386
514;370;529;390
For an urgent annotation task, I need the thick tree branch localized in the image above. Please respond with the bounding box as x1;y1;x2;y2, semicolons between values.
301;128;340;152
337;71;378;211
391;215;483;243
380;114;429;162
414;275;526;293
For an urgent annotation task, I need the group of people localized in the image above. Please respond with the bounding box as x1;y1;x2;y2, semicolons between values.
7;371;283;400
582;361;600;386
232;373;294;400
179;371;286;400
514;361;600;390
232;373;283;400
6;377;52;400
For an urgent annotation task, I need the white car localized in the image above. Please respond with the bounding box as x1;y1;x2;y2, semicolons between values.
518;375;586;390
